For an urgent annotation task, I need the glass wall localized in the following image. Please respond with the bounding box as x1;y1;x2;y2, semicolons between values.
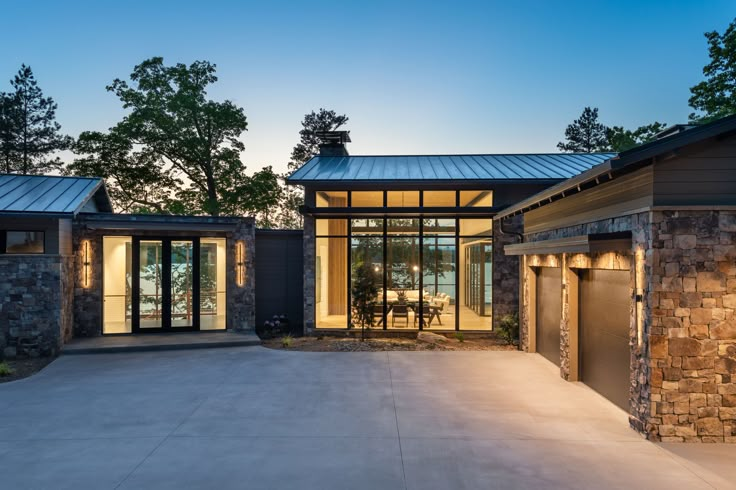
139;240;164;329
458;219;493;330
200;238;226;330
103;236;227;333
314;216;493;330
351;220;384;327
103;236;132;334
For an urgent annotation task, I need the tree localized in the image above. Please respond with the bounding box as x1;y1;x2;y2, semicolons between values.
689;19;736;122
278;108;349;228
351;262;379;341
0;65;71;174
557;107;610;152
0;92;20;173
68;57;281;219
606;122;667;152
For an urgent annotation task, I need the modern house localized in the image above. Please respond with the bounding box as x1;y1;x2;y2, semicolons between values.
3;115;736;443
494;114;736;442
0;174;256;357
287;131;613;333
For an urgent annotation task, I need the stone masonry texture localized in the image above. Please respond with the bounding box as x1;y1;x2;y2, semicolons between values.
520;210;736;442
0;255;72;358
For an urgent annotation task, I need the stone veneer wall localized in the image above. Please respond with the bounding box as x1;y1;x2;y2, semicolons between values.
72;225;103;337
227;219;256;332
0;255;72;358
648;210;736;442
519;212;653;437
303;215;316;334
72;218;256;336
493;215;522;328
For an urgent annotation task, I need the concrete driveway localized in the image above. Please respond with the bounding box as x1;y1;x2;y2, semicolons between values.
0;347;734;490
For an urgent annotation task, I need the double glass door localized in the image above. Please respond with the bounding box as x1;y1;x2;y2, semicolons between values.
132;238;200;332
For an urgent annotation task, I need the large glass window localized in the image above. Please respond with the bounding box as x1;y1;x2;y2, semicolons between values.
423;191;456;207
351;235;384;327
171;241;194;327
316;191;348;207
103;236;132;334
316;236;348;328
458;218;493;330
139;240;164;329
387;191;419;207
6;231;44;254
351;191;383;207
200;238;226;330
460;190;493;207
314;216;493;331
423;236;456;330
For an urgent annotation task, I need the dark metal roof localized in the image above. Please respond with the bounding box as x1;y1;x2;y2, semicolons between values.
494;113;736;220
287;153;615;183
0;174;113;215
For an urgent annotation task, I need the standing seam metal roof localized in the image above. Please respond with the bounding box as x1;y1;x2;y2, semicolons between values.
287;153;616;182
0;174;109;214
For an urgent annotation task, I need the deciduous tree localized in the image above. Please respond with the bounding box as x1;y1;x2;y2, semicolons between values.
689;19;736;122
68;57;281;219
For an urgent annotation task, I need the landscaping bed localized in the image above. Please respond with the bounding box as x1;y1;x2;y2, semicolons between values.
262;332;517;352
0;357;55;384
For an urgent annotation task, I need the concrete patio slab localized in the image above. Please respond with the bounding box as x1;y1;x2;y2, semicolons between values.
0;346;734;489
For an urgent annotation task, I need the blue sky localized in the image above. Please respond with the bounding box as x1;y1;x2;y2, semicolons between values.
0;0;732;174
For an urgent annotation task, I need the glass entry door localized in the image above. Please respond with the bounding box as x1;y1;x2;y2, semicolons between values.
132;238;200;332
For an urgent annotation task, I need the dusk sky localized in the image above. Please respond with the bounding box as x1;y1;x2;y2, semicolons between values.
0;0;732;175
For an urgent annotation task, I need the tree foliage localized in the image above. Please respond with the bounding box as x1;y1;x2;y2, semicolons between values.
689;19;736;122
606;122;667;152
557;107;610;152
351;262;379;340
67;57;281;219
0;65;71;174
277;108;348;229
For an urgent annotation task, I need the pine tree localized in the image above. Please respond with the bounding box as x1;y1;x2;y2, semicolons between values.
557;107;610;153
8;65;71;174
0;91;20;173
278;108;348;228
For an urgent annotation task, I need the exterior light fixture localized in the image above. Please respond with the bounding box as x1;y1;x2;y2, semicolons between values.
82;240;91;288
236;241;246;286
635;247;645;347
374;266;380;272
412;265;418;271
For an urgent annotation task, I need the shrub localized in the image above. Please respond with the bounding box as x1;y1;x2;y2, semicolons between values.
281;334;293;348
497;313;519;345
454;332;465;343
0;362;13;377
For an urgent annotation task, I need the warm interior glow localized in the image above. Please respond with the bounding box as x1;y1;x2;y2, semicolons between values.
103;236;132;334
201;238;227;330
386;191;419;207
351;191;383;207
460;190;493;207
423;191;456;207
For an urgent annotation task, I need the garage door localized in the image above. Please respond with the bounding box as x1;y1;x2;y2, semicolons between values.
579;269;630;410
536;267;561;366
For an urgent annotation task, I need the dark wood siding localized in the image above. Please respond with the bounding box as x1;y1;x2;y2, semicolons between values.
0;217;60;254
255;230;304;334
524;167;653;235
653;133;736;206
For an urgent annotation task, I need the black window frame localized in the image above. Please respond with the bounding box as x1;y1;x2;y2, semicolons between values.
2;230;46;254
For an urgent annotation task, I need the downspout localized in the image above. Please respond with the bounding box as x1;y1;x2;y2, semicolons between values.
499;215;524;351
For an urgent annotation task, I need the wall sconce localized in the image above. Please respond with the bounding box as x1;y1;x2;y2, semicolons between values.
236;241;246;287
82;240;91;288
635;248;645;347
